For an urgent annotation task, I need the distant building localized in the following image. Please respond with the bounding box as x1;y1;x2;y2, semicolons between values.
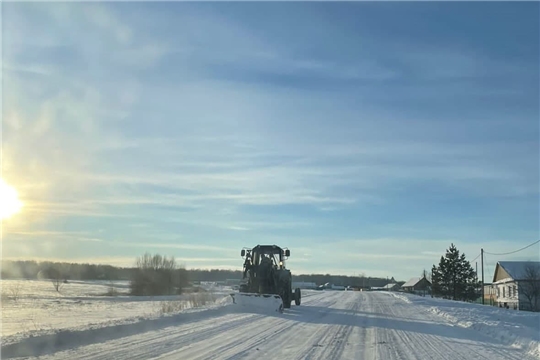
492;261;540;311
292;282;317;289
323;283;346;290
382;283;399;291
401;277;431;295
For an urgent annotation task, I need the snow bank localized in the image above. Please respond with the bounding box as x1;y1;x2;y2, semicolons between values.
1;279;231;347
0;305;240;359
387;292;540;357
385;291;412;303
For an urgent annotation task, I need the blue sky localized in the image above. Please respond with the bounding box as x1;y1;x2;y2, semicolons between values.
2;2;539;280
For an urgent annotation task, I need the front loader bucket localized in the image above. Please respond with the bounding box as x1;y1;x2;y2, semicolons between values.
230;293;284;314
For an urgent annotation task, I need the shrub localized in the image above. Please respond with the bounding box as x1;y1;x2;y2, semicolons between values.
159;293;218;315
130;253;188;296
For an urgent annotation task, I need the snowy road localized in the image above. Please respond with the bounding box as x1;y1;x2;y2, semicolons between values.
3;291;537;360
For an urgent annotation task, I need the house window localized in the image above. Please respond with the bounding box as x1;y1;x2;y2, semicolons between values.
513;285;517;298
503;287;505;298
497;287;500;297
508;286;512;298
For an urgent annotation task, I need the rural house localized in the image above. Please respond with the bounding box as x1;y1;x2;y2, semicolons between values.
401;277;431;295
382;283;400;291
492;261;540;311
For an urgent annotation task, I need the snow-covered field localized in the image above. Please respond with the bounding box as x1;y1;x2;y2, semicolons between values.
1;280;231;345
1;280;539;359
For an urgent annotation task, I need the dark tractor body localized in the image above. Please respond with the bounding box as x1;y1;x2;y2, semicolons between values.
239;245;301;309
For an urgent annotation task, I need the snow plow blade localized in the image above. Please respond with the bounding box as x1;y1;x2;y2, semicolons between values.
230;293;284;313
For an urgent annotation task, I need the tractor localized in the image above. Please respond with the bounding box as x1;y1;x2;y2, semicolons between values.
232;245;301;312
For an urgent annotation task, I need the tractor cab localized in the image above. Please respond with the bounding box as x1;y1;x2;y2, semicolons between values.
242;245;290;270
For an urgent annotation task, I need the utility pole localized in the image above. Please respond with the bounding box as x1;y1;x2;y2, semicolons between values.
431;267;434;298
481;248;484;305
476;261;479;303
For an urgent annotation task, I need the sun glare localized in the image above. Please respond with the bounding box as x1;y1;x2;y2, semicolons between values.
0;178;23;220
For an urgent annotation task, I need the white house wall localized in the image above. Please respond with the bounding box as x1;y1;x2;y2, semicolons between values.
494;281;519;309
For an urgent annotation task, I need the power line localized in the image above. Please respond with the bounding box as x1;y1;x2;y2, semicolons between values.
484;254;493;275
484;239;540;256
470;253;481;263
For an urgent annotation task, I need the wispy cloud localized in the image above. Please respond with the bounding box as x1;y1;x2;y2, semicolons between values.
110;242;232;253
4;231;104;243
2;2;538;279
225;226;250;231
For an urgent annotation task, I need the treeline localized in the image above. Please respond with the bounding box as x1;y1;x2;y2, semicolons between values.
1;260;133;280
1;261;243;282
1;260;393;286
188;269;243;282
188;271;393;287
292;274;393;288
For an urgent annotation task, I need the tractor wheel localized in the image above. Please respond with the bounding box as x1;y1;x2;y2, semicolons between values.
283;290;292;308
294;288;301;306
282;282;292;309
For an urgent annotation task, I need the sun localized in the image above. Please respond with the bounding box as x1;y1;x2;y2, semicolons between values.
0;178;23;220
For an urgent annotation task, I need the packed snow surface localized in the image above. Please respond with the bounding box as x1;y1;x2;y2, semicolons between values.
1;280;539;359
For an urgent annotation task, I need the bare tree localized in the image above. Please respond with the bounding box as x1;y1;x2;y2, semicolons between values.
421;269;431;282
9;282;22;301
130;252;188;296
419;269;432;297
519;264;540;312
2;281;23;302
47;267;64;292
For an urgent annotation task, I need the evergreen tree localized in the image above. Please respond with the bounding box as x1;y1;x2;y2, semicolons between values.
431;243;478;301
431;263;443;297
